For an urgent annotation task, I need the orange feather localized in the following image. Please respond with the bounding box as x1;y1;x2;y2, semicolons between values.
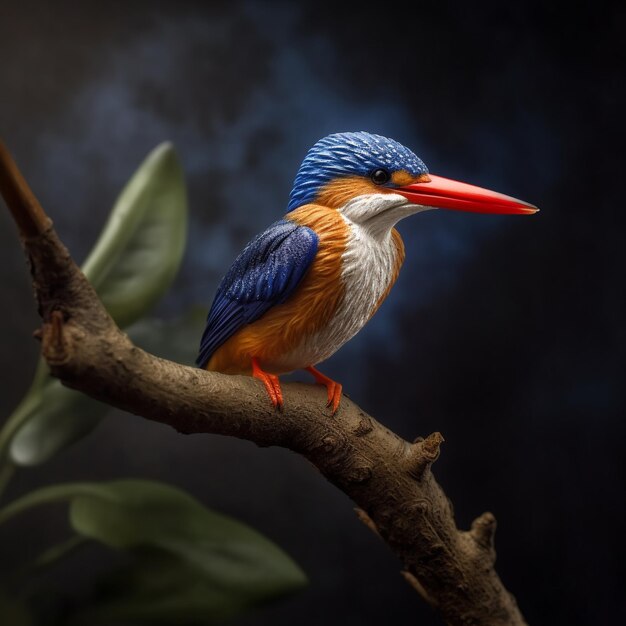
315;173;426;209
205;204;350;374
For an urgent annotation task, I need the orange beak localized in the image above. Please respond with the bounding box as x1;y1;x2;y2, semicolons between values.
396;174;538;215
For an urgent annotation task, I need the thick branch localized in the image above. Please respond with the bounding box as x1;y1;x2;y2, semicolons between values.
0;141;527;626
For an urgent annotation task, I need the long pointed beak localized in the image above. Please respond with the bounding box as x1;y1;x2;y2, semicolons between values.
396;174;538;215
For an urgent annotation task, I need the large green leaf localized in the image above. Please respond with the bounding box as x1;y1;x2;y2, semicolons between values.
81;142;187;328
87;549;268;625
1;143;188;466
68;480;306;624
7;381;109;466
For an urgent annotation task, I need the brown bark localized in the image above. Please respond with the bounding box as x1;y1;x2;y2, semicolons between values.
0;139;527;626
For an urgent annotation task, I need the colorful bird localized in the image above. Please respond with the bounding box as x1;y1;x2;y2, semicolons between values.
197;132;537;413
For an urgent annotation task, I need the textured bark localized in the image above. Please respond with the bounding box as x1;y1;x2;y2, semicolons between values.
0;140;527;626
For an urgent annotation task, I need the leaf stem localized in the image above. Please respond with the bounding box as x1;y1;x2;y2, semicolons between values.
0;483;93;527
14;535;89;581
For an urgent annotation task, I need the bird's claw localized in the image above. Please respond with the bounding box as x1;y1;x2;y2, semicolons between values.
252;358;284;411
306;366;342;415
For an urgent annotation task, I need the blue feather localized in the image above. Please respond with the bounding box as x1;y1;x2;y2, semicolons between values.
287;131;428;212
196;220;319;368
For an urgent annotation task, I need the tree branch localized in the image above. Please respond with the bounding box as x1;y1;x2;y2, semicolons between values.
0;140;527;626
0;140;51;237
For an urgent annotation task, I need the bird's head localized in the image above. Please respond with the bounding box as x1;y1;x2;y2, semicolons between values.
287;132;537;237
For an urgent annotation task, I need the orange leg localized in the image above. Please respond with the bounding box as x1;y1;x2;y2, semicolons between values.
251;357;284;411
305;366;343;415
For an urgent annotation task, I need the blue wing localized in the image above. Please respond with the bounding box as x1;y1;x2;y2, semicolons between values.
196;219;319;368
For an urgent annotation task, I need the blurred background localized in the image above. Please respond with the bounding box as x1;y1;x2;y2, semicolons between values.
0;0;624;624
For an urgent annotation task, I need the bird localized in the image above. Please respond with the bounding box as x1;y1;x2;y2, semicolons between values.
196;132;537;413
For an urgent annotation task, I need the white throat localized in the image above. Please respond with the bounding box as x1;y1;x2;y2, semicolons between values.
337;193;433;239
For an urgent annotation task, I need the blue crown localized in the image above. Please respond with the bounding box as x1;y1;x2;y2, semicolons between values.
287;131;428;212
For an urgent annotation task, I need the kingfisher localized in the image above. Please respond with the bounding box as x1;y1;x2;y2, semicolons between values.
197;132;537;413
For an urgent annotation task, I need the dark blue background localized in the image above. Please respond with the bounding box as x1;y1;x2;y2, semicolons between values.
0;1;624;624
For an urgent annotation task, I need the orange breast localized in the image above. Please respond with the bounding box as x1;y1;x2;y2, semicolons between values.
205;205;350;374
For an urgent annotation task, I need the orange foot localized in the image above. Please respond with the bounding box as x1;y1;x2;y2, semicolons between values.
306;366;343;415
251;357;284;411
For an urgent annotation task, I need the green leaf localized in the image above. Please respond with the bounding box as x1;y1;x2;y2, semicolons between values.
85;550;279;625
69;480;306;624
8;381;109;466
1;143;188;466
81;142;187;329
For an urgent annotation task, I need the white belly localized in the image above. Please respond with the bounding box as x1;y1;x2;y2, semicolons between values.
275;220;401;370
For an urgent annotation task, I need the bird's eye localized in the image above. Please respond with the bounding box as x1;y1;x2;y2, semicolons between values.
370;169;390;185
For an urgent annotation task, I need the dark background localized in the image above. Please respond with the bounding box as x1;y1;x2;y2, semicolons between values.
1;1;624;624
